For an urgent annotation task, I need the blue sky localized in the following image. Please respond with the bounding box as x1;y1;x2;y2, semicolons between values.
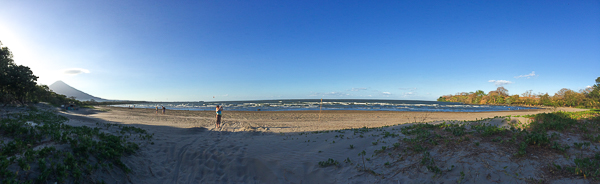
1;0;599;101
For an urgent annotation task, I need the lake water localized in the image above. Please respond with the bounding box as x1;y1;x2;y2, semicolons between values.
111;99;538;112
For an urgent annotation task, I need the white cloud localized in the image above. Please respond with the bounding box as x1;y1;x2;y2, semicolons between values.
488;80;512;86
514;71;537;79
382;92;392;95
587;86;593;89
348;87;367;91
62;68;90;75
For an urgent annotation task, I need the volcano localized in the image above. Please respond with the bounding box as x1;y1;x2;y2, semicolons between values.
48;81;107;102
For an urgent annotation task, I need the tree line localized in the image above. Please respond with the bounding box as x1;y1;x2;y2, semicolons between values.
1;42;80;106
438;78;600;109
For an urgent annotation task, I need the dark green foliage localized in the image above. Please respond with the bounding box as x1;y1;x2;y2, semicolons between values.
472;124;508;137
420;151;442;175
0;110;153;183
318;158;339;167
382;131;399;138
553;153;600;180
522;131;550;146
583;134;600;143
411;144;426;153
551;141;570;152
573;142;591;150
1;44;38;104
444;124;467;136
530;112;577;132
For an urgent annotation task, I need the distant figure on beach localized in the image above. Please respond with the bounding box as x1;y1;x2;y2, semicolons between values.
155;106;158;114
215;105;223;129
162;106;166;114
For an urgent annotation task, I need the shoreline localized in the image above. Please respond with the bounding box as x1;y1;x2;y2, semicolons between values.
91;106;584;133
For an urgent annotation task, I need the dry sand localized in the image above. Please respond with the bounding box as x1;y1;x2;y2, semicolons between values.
56;106;594;183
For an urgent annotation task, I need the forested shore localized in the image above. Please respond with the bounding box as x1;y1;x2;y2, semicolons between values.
438;78;600;109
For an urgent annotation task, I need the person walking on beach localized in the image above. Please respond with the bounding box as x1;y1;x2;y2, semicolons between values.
155;106;158;115
162;106;166;115
215;105;223;129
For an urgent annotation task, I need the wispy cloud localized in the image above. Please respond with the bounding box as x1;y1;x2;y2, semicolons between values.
310;92;350;97
514;71;537;79
348;87;367;91
399;87;417;91
488;80;513;86
401;92;417;97
382;92;392;95
62;68;90;75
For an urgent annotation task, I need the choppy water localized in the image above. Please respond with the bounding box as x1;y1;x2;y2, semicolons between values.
111;99;538;112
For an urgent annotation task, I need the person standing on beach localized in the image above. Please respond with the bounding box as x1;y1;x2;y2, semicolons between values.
215;105;223;129
162;106;166;114
155;106;158;115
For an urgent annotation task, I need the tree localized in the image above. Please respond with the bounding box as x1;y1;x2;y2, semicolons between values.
539;93;552;106
590;77;600;101
496;87;509;97
475;90;486;97
1;45;15;100
7;65;38;103
522;90;535;98
0;42;39;104
554;88;570;99
438;77;599;108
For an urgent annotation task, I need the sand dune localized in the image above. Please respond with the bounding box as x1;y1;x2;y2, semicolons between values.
56;106;591;183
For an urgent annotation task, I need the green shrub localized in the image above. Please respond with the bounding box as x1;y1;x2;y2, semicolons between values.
318;158;339;167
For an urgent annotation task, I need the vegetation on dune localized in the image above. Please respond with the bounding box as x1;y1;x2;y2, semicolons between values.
0;109;153;183
311;110;600;181
318;158;340;167
438;78;600;108
392;111;600;180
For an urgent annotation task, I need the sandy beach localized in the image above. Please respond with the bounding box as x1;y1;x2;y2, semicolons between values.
56;106;594;183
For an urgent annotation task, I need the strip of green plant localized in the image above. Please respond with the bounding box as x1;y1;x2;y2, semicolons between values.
551;153;600;180
0;109;153;183
318;158;340;167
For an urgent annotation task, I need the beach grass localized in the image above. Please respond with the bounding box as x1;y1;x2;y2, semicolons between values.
313;110;600;181
0;109;153;183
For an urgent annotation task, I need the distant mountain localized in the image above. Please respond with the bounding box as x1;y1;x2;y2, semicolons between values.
48;81;108;102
